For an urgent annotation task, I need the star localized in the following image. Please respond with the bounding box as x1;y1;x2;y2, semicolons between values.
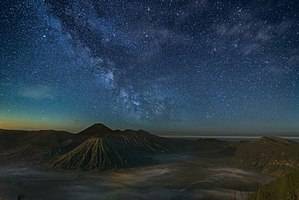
0;0;298;134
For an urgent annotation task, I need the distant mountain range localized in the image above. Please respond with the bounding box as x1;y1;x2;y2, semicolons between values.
2;124;299;198
2;125;299;173
0;123;195;170
51;123;169;170
0;129;73;163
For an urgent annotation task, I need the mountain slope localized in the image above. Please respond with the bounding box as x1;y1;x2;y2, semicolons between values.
78;123;113;136
249;169;299;200
0;123;194;169
0;129;74;163
51;125;169;170
52;138;129;169
234;136;299;175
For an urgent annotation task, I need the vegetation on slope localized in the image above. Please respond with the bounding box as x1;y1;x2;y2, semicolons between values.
249;169;299;200
234;136;299;175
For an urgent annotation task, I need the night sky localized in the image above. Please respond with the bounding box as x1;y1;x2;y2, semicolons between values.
1;0;299;134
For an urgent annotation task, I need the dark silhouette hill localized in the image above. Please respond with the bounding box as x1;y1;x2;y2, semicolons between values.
78;123;113;136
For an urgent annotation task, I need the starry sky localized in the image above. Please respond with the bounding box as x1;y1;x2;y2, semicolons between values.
1;0;299;135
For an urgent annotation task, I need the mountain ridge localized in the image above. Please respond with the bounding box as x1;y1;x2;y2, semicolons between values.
50;123;170;170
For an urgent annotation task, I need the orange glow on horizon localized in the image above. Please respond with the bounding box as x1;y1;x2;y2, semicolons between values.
0;115;84;132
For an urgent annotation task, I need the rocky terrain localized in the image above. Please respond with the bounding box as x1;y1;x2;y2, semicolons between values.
232;136;299;200
1;124;299;199
0;123;188;170
249;169;299;200
51;124;169;170
233;136;299;176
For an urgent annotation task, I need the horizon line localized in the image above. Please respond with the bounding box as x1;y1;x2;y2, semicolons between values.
1;127;299;138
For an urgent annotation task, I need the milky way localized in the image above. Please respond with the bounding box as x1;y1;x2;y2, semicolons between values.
1;0;299;134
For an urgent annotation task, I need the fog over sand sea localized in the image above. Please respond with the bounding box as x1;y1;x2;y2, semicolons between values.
0;156;270;200
2;0;299;199
0;125;279;200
